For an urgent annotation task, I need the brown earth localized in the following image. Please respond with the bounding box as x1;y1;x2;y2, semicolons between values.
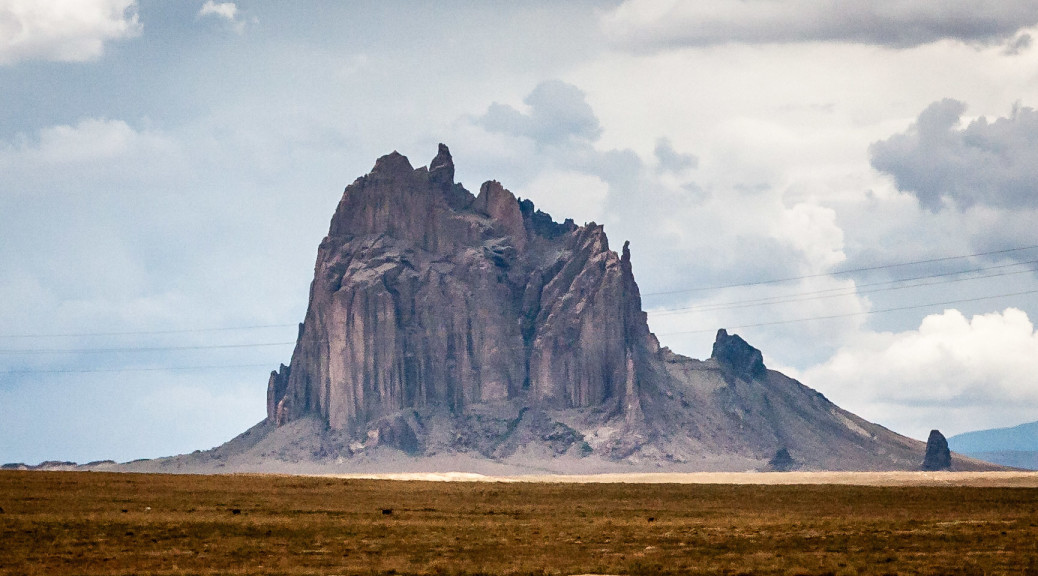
2;470;1037;575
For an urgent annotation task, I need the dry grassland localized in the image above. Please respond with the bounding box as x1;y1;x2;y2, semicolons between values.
2;470;1037;575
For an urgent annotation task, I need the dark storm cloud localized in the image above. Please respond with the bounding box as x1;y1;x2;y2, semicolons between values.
869;99;1038;211
603;0;1038;50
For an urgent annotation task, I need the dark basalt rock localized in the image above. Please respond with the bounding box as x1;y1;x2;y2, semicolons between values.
768;448;797;472
519;198;577;239
922;429;952;471
711;329;768;382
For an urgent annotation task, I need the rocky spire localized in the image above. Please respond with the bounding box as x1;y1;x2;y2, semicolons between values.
429;143;454;190
922;429;952;470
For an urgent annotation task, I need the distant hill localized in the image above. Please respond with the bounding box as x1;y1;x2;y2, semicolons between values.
948;421;1038;470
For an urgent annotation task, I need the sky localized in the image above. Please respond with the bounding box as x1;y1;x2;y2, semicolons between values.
2;0;1038;464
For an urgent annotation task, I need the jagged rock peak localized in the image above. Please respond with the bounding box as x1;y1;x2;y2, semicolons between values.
711;329;767;382
430;143;453;173
429;143;454;190
371;150;414;177
474;180;526;249
922;429;952;471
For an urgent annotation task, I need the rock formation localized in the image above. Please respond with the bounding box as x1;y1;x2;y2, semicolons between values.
922;429;952;471
712;329;768;383
266;145;645;436
188;145;1002;473
767;448;797;472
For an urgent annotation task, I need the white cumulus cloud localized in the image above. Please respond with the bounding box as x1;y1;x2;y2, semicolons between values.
0;0;139;65
797;307;1038;438
198;1;244;33
199;1;236;20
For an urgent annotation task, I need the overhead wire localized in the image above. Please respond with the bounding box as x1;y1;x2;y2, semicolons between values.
1;363;276;375
0;342;296;355
656;288;1038;336
648;258;1038;316
0;323;298;340
641;243;1038;297
3;286;1037;374
3;283;1036;356
1;245;1036;372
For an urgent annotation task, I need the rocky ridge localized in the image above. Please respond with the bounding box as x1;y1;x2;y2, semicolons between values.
148;145;999;473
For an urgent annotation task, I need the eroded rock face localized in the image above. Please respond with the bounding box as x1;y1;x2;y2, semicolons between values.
922;429;952;470
267;145;658;437
248;145;971;471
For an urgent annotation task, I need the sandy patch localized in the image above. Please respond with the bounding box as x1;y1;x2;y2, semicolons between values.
323;470;1038;487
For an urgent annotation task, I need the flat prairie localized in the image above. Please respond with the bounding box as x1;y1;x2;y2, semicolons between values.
2;470;1037;575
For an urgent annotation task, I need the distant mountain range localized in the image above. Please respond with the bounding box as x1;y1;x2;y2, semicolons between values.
948;420;1038;470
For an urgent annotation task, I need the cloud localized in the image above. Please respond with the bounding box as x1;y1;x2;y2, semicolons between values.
798;308;1038;438
478;79;602;146
0;117;181;190
522;170;610;224
465;80;859;365
199;1;236;21
0;370;267;463
197;1;244;33
0;0;140;65
869;99;1038;211
654;137;697;173
0;115;321;341
1004;32;1033;55
5;117;171;162
601;0;1038;50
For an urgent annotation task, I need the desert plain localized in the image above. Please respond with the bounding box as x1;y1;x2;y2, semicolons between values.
2;470;1037;575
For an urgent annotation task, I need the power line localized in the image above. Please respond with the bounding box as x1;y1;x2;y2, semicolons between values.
3;263;1036;357
0;341;296;355
642;243;1038;297
2;363;275;375
5;287;1035;355
0;323;297;340
656;288;1038;336
648;259;1038;316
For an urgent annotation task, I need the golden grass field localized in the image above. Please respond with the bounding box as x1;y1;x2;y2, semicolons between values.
2;470;1037;575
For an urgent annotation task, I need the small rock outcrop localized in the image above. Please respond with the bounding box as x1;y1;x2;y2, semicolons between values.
767;448;797;472
711;329;767;382
922;429;952;470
